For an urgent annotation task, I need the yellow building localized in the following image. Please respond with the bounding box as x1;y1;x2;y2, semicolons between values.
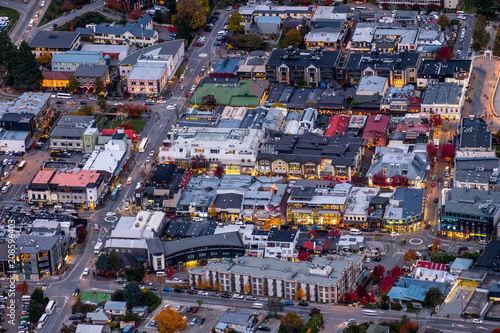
42;71;73;90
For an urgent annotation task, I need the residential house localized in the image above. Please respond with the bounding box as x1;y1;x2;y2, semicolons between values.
104;301;127;318
449;258;473;274
75;324;111;333
256;16;280;39
214;308;255;333
28;31;81;58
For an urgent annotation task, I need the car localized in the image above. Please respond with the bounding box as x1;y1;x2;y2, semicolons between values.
144;102;154;105
197;317;205;325
344;319;355;326
221;293;231;298
190;85;196;93
472;319;483;324
192;307;199;313
145;157;151;163
479;240;488;245
174;288;183;293
190;318;197;326
176;304;183;312
106;212;116;217
416;252;422;258
124;203;129;210
259;297;269;302
149;286;159;291
283;301;293;306
431;176;436;181
80;101;87;105
183;316;188;322
233;294;244;299
434;198;439;203
166;104;177;110
69;315;79;320
83;267;89;276
373;256;382;261
56;101;64;104
431;182;435;187
298;302;309;307
227;6;232;10
94;224;99;230
186;306;193;312
198;291;209;296
163;287;173;292
425;224;431;229
458;246;469;253
365;257;371;263
72;289;80;297
400;239;406;245
67;100;76;104
437;178;442;182
41;0;45;6
257;326;271;331
246;295;258;301
209;292;220;297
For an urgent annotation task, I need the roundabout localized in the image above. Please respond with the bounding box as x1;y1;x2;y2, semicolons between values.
104;215;118;223
409;238;423;246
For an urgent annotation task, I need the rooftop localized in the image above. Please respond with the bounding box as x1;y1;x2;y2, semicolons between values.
119;39;184;66
422;82;463;106
460;117;491;149
73;64;108;78
358;76;387;94
28;30;80;49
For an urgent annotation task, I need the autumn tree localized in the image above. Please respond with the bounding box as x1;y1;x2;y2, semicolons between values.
190;154;207;170
66;77;79;93
403;249;418;263
432;114;442;127
390;265;403;280
372;170;387;187
282;29;303;48
379;275;396;293
426;143;438;158
244;281;252;294
166;267;175;279
431;238;441;253
294;287;305;300
440;143;455;162
227;12;243;33
154;307;187;333
437;15;450;30
176;0;206;30
297;251;309;261
16;281;29;295
370;264;385;283
201;94;216;109
94;77;105;95
76;225;88;243
129;8;146;20
351;173;367;187
390;174;409;188
214;164;224;178
280;312;304;333
435;46;454;61
208;203;217;218
340;291;352;304
37;52;52;67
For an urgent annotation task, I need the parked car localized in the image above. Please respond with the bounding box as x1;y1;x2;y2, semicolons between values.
298;302;309;307
190;318;197;326
233;294;244;299
257;326;271;331
163;287;173;292
192;307;199;313
283;301;293;306
246;296;257;301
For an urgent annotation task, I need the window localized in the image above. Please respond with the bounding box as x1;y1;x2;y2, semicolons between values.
210;149;219;154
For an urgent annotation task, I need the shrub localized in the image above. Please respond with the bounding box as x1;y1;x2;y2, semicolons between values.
391;302;403;311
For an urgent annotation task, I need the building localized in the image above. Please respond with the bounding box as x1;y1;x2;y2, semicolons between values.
146;232;246;270
51;51;106;72
119;40;184;80
215;308;255;333
343;50;420;86
73;65;110;91
237;53;268;80
417;30;445;48
188;255;364;303
139;164;186;211
357;76;389;97
287;181;350;226
421;83;464;119
80;44;130;61
176;177;221;217
418;59;471;89
441;188;500;239
28;31;81;58
304;27;343;51
362;114;390;147
125;54;170;97
453;158;500;191
42;71;73;90
265;47;341;87
83;137;130;178
250;5;314;21
350;24;376;52
50;115;98;153
449;258;473;274
104;301;127;317
111;212;167;239
459;117;491;151
0;92;52;132
28;169;107;209
159;127;264;175
113;0;156;11
343;187;380;228
380;85;420;115
265;228;299;260
16;234;63;281
75;324;110;333
324;115;350;136
373;28;418;52
256;133;364;180
384;188;425;232
256;16;281;39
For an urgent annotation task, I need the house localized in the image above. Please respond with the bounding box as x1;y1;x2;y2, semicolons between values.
304;28;343;51
85;309;112;324
28;31;81;58
357;76;389;97
324;115;350;136
81;44;130;61
51;51;106;72
73;65;110;91
417;30;445;48
265;47;341;87
215;308;255;333
318;88;348;112
75;324;111;333
237;53;268;80
393;11;418;25
104;301;127;317
49;115;98;153
256;16;280;39
412;261;457;284
421;82;464;119
449;258;473;274
189;255;364;303
131;305;149;317
265;228;299;260
362;114;390;147
383;188;425;232
366;324;390;333
350;24;376;52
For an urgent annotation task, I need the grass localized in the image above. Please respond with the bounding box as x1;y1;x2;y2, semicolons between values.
94;115;107;130
39;0;70;26
108;117;147;134
0;6;20;33
406;306;420;313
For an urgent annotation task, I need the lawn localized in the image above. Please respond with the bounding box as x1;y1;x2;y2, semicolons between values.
0;6;20;33
107;117;147;134
93;115;107;130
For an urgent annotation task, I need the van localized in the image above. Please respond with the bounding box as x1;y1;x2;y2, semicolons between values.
5;181;11;187
1;186;8;194
350;228;361;235
156;271;166;277
29;19;34;27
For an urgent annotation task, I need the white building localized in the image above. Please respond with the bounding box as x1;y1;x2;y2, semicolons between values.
344;187;380;226
159;127;265;174
421;82;464;119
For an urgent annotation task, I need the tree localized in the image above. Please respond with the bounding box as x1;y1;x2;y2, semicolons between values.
197;299;203;307
370;265;385;283
28;302;44;324
390;265;403;280
282;29;303;48
403;249;418;263
95;253;111;272
267;298;284;317
125;264;146;282
426;143;438;158
351;173;367;187
227;12;243;33
295;73;305;88
441;143;455;161
208;203;217;218
423;287;443;308
340;291;352;304
129;8;146;20
437;15;450;30
66;77;79;93
76;225;87;243
280;312;304;333
176;0;206;30
97;97;107;110
244;281;252;294
108;252;122;272
309;307;320;316
372;170;387;187
297;251;309;261
379;275;396;293
0;31;16;85
201;94;217;109
234;34;265;51
122;312;141;323
123;281;142;308
431;238;441;253
111;289;125;301
432;114;442;127
94;77;105;95
294;287;305;300
166;267;175;279
37;52;52;67
177;18;192;40
190;154;207;170
214;164;224;178
474;0;498;19
435;46;454;61
13;41;43;90
16;281;29;295
390;174;409;187
154;307;187;333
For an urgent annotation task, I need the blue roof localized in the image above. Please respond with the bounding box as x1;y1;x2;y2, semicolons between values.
387;287;410;301
405;285;427;301
218;119;242;128
449;258;473;271
399;277;448;295
51;51;103;64
256;16;281;24
212;57;240;74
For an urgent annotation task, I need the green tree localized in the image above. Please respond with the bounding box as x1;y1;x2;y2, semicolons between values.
94;77;105;95
267;298;284;317
28;302;44;323
424;287;443;308
66;77;79;93
234;34;265;51
95;253;110;272
97;96;107;110
0;31;16;85
282;29;303;48
31;288;48;306
125;264;146;283
13;41;43;90
280;312;304;333
295;73;305;88
141;289;161;307
108;252;122;272
122;312;141;323
473;0;498;19
175;0;206;30
227;12;243;33
123;281;142;308
177;18;191;40
197;299;203;307
111;289;125;301
437;15;450;30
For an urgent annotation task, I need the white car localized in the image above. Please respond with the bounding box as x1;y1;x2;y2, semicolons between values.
94;224;99;230
183;316;188;322
198;291;209;296
166;104;177;110
472;319;483;324
106;212;116;217
83;267;90;276
233;294;243;299
365;257;371;263
41;0;45;6
163;303;171;309
227;6;232;10
190;85;196;94
344;319;355;326
190;318;197;326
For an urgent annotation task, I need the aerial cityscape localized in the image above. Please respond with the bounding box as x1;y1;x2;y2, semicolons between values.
0;0;499;332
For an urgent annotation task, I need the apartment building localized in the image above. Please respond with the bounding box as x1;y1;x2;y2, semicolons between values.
383;188;425;232
16;234;63;281
50;115;98;153
28;31;81;58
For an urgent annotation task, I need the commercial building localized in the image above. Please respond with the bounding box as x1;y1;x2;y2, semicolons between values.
82;135;130;178
139;164;186;211
42;71;73;90
188;255;364;303
73;65;110;92
16;234;63;281
373;28;418;52
264;228;299;260
51;51;106;72
50;115;98;153
383;188;425;232
418;59;471;89
159;127;264;175
459;118;491;151
28;31;81;58
362;114;390;147
343;187;380;228
380;85;421;115
453;158;500;191
80;44;130;61
421;82;464;119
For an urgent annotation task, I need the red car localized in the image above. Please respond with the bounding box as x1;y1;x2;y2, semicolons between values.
431;182;435;187
425;224;431;229
77;5;82;9
233;4;239;8
192;307;199;313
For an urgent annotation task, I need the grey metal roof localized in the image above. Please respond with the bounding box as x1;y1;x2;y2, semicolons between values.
460;117;491;149
454;157;499;184
104;301;127;311
213;193;243;210
17;234;59;253
73;64;108;78
344;51;420;71
367;150;426;181
385;188;424;220
266;47;340;69
160;232;244;256
28;31;80;49
267;228;297;242
444;188;500;217
422;82;463;106
119;40;184;66
51;115;94;138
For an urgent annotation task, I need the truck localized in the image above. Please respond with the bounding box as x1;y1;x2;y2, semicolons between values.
93;241;103;254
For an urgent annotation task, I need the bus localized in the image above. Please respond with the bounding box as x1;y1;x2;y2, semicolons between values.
138;137;148;153
45;300;56;315
56;93;71;99
38;313;48;329
110;187;119;200
94;241;103;254
17;160;26;171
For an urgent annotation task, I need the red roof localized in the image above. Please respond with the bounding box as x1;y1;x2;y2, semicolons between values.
303;241;315;250
101;128;141;143
324;115;350;136
362;114;390;139
42;71;73;81
393;123;430;134
416;260;446;271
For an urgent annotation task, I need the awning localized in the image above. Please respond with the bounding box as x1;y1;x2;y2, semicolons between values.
291;209;312;214
319;210;339;215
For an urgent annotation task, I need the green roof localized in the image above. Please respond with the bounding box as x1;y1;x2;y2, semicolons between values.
190;80;262;107
80;291;111;304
